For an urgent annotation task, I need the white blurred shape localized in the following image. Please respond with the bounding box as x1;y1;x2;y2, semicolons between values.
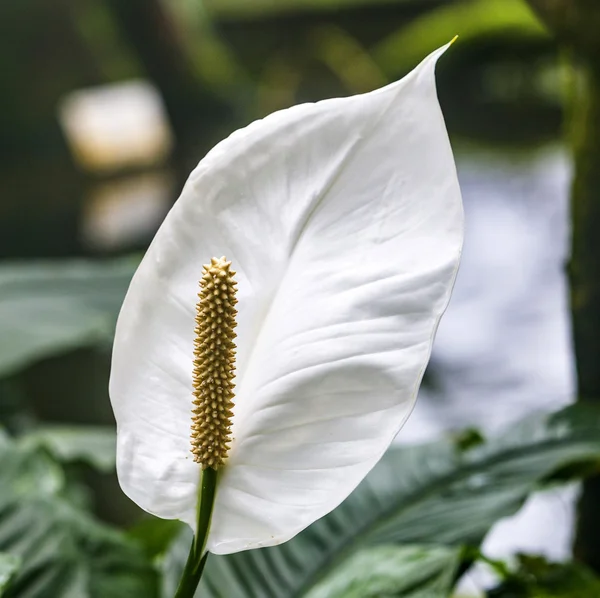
401;147;574;439
58;80;173;173
81;172;174;251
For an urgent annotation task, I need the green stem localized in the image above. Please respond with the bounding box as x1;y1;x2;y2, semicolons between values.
173;467;218;598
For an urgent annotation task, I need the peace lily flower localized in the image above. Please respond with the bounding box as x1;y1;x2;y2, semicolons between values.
109;41;463;593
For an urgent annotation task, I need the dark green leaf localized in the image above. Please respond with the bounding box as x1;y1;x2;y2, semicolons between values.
0;434;157;598
487;554;600;597
0;553;20;594
305;545;459;598
129;518;185;560
21;425;116;473
373;0;547;79
0;257;138;378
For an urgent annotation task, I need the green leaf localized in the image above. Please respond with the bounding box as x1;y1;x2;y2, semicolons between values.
487;554;600;597
0;434;157;598
21;425;116;473
165;403;600;598
0;553;20;594
373;0;548;78
305;545;459;598
129;518;185;560
0;257;138;378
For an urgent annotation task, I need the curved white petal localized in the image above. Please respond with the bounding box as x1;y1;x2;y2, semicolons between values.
110;43;463;554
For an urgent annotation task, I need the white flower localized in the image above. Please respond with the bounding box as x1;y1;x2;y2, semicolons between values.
109;42;463;556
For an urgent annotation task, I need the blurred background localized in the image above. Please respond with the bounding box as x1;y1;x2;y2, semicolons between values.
0;0;576;595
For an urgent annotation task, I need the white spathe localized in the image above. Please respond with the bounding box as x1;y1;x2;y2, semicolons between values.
109;43;463;555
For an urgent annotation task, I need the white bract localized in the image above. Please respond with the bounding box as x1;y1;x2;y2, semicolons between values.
110;43;463;555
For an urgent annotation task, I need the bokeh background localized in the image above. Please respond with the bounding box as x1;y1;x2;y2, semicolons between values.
0;0;575;595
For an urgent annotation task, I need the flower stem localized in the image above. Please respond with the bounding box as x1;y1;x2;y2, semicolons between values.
173;467;218;598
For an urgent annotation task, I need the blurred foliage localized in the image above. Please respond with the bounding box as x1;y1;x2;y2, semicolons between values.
0;553;20;594
373;0;547;78
487;554;600;597
0;257;138;378
0;430;157;598
128;518;184;562
305;545;460;598
21;425;116;473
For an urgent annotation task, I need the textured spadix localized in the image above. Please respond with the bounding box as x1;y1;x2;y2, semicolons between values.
110;43;464;555
191;257;237;469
